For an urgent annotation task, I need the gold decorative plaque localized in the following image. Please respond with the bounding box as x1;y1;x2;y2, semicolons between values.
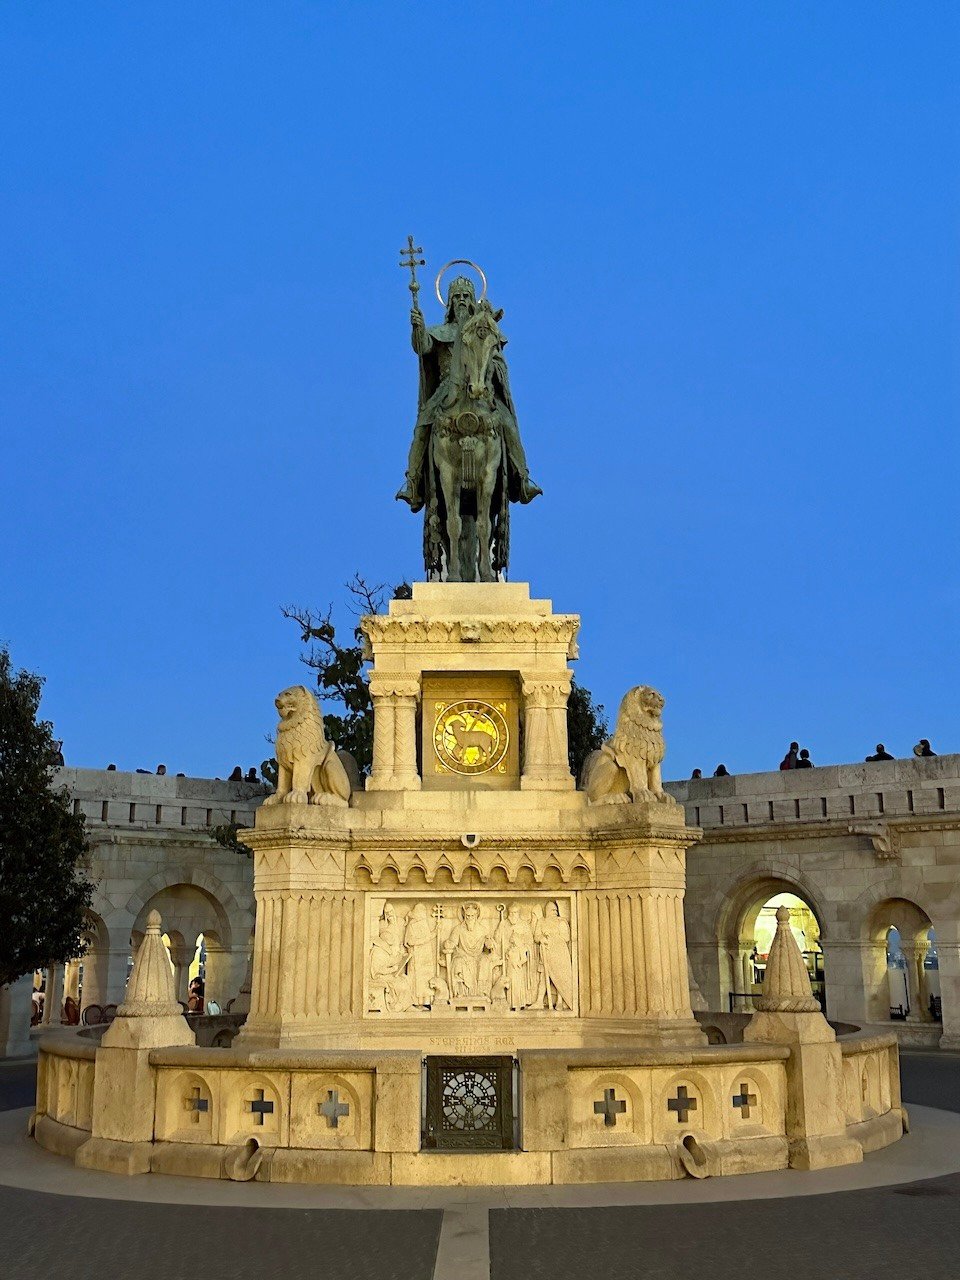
433;700;509;776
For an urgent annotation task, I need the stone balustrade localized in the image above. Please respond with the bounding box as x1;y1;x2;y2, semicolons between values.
666;754;960;832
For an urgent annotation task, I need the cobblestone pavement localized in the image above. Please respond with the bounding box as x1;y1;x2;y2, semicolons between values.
2;1053;958;1280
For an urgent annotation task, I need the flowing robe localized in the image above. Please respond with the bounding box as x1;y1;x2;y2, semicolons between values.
404;909;437;1006
370;919;413;1012
496;915;537;1010
444;919;498;998
534;912;575;1010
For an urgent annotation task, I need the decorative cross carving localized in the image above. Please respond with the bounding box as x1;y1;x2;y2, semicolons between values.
186;1086;208;1123
593;1087;627;1127
732;1084;758;1118
320;1089;350;1128
667;1085;698;1123
249;1089;274;1125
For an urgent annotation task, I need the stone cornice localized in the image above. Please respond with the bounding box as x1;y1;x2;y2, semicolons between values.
361;613;580;658
691;813;957;850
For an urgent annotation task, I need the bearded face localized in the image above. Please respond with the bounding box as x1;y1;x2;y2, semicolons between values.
446;280;476;324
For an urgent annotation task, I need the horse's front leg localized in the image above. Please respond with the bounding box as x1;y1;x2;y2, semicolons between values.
442;481;463;582
476;452;499;582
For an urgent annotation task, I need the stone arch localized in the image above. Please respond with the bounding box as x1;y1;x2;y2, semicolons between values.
862;896;936;1024
484;863;511;888
715;868;830;949
123;866;248;943
715;869;827;1014
513;862;538;889
77;908;113;1011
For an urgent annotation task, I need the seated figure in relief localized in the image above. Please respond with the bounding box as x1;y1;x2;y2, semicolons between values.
369;904;414;1012
533;902;575;1011
581;685;676;806
495;904;537;1010
443;902;499;999
262;685;352;807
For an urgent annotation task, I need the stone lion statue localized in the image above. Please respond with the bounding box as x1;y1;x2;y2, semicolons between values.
262;685;351;807
581;685;676;805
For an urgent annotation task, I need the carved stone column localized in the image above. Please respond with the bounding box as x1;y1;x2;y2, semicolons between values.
367;676;421;791
63;959;81;1003
41;963;62;1025
392;679;422;791
0;975;35;1057
903;942;931;1021
520;677;574;790
367;674;397;790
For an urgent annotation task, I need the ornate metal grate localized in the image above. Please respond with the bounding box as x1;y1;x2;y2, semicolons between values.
423;1056;516;1151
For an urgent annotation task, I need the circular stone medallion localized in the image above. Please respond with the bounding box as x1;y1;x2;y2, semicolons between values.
433;700;509;775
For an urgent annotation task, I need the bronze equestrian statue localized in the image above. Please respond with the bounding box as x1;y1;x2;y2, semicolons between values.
396;245;541;582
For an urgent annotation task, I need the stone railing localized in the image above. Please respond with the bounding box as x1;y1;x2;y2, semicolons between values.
55;767;268;832
32;1030;903;1184
666;754;960;832
839;1032;903;1150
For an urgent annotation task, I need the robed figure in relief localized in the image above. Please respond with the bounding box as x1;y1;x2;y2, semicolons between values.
370;905;414;1012
443;901;499;998
533;901;575;1011
496;904;537;1010
403;903;437;1006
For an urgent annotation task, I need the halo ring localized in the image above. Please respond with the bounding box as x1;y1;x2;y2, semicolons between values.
434;259;487;307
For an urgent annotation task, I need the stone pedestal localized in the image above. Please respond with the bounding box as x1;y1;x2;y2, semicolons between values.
237;790;704;1052
238;584;702;1053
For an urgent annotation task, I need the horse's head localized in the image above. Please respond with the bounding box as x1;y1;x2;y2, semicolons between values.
460;301;504;400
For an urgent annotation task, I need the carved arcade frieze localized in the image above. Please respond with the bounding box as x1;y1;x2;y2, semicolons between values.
365;894;577;1016
361;613;580;658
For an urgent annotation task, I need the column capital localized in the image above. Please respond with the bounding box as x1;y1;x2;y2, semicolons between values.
522;675;572;708
368;674;421;700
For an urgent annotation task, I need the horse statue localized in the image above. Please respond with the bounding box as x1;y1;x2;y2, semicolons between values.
428;300;509;582
397;252;542;582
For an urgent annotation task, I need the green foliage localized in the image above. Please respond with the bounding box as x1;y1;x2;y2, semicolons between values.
0;648;93;988
210;823;253;859
282;576;410;777
567;678;608;780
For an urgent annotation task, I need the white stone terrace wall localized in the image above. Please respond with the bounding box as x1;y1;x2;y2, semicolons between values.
0;770;263;1057
670;755;960;1050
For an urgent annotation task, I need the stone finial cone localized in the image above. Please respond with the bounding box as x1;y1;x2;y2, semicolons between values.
116;909;182;1017
755;906;821;1013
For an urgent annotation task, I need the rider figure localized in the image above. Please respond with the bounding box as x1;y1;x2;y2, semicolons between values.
395;276;542;512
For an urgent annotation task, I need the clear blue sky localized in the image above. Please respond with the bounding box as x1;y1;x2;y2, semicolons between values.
2;4;957;779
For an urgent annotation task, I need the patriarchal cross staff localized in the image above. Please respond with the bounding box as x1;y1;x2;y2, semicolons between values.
395;238;541;583
399;234;425;317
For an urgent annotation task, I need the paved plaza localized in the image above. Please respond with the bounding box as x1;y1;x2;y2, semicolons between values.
0;1053;958;1280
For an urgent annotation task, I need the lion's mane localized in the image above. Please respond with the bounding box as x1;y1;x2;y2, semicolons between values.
609;686;665;774
275;685;328;771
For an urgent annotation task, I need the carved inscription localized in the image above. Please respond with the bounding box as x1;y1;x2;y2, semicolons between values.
366;896;576;1016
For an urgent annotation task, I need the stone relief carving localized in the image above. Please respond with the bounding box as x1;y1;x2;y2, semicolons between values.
366;897;576;1014
581;685;676;805
263;686;352;807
